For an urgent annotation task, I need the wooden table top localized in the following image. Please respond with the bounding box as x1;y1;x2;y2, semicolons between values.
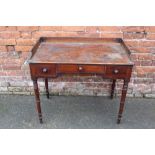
29;37;133;65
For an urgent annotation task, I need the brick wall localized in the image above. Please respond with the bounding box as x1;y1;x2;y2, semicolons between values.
0;26;155;98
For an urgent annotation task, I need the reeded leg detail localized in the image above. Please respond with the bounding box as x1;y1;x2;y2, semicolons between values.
45;78;49;99
33;79;43;124
117;79;129;124
110;79;116;99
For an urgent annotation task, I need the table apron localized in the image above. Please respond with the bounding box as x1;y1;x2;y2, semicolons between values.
30;64;132;80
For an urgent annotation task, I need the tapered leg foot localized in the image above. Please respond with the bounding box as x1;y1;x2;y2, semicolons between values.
39;114;43;124
46;92;49;99
117;115;121;124
117;119;121;124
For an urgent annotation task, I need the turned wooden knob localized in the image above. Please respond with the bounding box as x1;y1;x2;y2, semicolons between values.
78;66;83;71
42;68;48;73
113;69;119;74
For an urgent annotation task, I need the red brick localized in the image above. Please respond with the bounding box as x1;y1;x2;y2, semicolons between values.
130;54;137;60
152;60;155;65
123;32;145;39
85;26;99;33
0;46;7;52
146;33;155;40
0;32;20;39
17;26;39;31
149;48;155;53
141;61;152;66
20;52;29;60
5;76;24;81
99;26;121;32
130;47;150;53
139;41;155;47
16;39;37;46
145;26;155;32
5;26;17;31
121;26;145;32
0;71;6;76
62;26;85;32
15;46;33;52
131;47;155;53
32;31;59;39
124;40;139;48
21;32;32;39
2;57;20;65
133;60;141;66
130;54;138;60
136;66;155;77
3;57;22;64
6;70;23;76
134;78;154;84
0;39;16;45
0;52;9;58
6;45;15;52
33;31;99;39
100;33;123;38
62;32;99;38
131;53;152;60
0;58;4;65
39;26;62;31
0;26;6;31
2;64;21;70
0;26;154;96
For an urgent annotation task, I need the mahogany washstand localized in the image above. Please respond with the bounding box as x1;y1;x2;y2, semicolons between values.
27;37;134;124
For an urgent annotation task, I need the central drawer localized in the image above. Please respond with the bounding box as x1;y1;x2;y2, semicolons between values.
57;64;106;74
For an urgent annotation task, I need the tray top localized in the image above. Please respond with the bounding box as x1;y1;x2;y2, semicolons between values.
29;37;133;65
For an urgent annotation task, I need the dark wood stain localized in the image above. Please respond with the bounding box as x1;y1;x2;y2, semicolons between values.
28;37;134;124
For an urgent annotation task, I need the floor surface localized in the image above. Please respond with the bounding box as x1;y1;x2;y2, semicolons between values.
0;95;154;129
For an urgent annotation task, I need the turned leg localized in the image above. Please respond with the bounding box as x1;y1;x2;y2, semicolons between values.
45;78;49;99
110;79;116;99
117;79;129;124
33;79;43;124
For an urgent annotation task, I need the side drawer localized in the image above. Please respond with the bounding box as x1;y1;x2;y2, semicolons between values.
30;64;56;78
106;66;128;78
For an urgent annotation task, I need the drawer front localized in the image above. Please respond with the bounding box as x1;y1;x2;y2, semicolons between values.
57;64;78;73
30;64;56;78
57;64;105;74
79;65;105;74
106;66;127;78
